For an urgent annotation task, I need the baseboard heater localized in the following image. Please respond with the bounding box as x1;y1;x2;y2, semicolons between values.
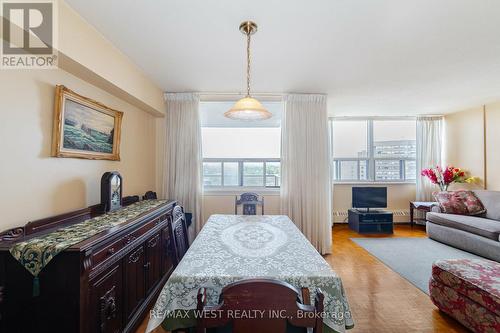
334;210;410;216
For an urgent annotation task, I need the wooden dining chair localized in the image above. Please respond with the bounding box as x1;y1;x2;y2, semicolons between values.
196;279;324;333
234;192;264;215
171;205;190;264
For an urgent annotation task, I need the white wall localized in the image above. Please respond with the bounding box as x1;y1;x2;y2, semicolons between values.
444;102;500;191
444;107;485;190
0;70;157;230
485;102;500;190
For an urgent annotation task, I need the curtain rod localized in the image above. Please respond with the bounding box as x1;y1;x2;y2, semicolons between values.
330;115;444;120
199;92;285;97
198;92;328;97
198;92;285;102
163;92;285;102
165;91;329;98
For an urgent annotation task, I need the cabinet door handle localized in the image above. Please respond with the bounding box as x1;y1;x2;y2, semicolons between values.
128;247;144;263
148;235;159;248
143;262;150;270
124;235;137;245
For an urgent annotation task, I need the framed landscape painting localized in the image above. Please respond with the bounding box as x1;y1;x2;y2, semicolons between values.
51;85;123;160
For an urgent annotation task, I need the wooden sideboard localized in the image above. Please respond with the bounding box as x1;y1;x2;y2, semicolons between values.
0;200;181;333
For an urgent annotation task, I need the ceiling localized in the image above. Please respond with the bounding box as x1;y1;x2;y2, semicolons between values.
66;0;500;116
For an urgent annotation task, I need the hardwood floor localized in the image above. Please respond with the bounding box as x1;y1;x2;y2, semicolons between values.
136;224;467;333
325;224;466;333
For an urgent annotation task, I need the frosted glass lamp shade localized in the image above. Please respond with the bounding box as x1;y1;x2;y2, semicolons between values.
224;97;272;121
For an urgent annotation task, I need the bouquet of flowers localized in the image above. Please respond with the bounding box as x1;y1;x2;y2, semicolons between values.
420;166;477;191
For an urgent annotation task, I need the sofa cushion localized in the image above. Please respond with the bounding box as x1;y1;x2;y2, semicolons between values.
432;258;500;316
433;191;468;215
474;190;500;221
461;191;487;215
426;212;500;241
433;190;486;216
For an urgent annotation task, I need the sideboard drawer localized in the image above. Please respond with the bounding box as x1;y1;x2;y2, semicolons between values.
92;237;125;267
92;216;166;269
122;217;162;246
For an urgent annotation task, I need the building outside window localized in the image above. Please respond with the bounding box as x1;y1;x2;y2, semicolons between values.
330;119;416;182
201;100;283;188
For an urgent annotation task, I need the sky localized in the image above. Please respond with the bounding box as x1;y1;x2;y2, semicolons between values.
202;127;281;158
333;120;415;158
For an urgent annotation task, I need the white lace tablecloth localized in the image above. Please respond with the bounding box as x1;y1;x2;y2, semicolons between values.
146;215;354;333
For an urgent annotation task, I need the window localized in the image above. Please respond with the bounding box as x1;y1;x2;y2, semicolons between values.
331;119;416;182
202;162;222;186
201;100;282;188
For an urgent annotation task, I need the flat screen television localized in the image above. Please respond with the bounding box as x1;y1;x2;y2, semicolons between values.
352;187;387;209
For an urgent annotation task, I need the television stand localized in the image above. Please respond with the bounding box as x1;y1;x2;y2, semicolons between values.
348;209;393;234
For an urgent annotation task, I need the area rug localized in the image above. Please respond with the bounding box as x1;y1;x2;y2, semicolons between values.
350;237;482;294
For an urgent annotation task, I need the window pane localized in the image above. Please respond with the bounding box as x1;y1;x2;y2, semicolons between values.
331;119;416;183
373;120;416;158
243;162;264;186
375;160;402;180
265;162;280;187
335;160;369;181
339;161;359;180
332;121;368;158
223;162;239;186
405;160;416;180
203;162;222;186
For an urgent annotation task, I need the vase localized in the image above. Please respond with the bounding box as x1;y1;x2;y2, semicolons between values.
439;184;449;191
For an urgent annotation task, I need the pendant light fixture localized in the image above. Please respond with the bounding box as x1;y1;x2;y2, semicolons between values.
224;21;272;121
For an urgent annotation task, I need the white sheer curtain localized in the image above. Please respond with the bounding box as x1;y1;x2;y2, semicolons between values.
161;93;203;237
281;94;333;254
416;116;443;201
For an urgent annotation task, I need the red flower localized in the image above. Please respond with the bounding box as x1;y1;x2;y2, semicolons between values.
422;165;474;187
421;168;438;184
443;168;453;184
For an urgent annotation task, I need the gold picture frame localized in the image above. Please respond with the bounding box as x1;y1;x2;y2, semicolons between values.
51;85;123;160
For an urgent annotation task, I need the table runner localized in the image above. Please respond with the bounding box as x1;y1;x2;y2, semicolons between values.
10;200;167;278
147;214;354;333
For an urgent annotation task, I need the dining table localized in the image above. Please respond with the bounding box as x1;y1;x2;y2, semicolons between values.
146;214;354;333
